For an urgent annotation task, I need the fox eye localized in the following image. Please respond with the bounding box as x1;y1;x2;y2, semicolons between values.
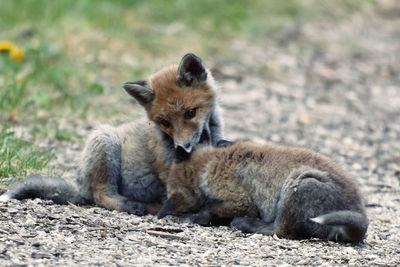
185;108;196;120
160;119;171;128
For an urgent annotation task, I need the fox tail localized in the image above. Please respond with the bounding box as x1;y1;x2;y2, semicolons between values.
310;210;368;243
0;175;89;205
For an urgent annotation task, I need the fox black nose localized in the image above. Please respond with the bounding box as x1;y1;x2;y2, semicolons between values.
176;143;192;153
175;146;191;161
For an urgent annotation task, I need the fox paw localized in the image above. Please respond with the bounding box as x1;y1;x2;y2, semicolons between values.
230;217;254;232
187;213;211;226
231;217;276;235
122;200;147;216
216;139;234;148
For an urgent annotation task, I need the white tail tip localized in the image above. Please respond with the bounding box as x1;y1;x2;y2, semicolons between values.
0;193;11;202
310;215;325;225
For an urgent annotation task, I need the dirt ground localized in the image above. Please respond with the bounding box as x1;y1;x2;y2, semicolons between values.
1;3;400;266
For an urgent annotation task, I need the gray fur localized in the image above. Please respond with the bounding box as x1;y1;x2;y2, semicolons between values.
116;121;164;201
208;100;224;145
244;167;366;242
0;175;89;205
77;124;123;201
230;217;276;235
310;210;369;242
235;165;367;242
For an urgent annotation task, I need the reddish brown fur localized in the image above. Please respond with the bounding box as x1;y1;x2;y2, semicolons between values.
165;142;365;234
146;66;215;144
87;152;124;211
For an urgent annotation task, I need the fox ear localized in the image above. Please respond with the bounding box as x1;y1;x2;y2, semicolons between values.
177;53;207;87
157;197;176;219
123;80;155;106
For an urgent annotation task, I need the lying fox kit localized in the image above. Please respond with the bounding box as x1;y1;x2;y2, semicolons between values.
0;53;230;215
158;142;368;243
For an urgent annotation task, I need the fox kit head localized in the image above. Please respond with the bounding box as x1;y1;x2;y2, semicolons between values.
157;180;204;219
123;53;216;160
157;156;208;219
157;189;204;219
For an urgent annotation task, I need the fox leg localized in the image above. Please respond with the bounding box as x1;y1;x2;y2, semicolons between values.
230;217;277;235
90;178;146;215
188;193;257;226
80;126;147;215
185;198;223;225
279;169;367;242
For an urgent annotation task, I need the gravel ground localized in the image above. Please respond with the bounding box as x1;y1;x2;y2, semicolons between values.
1;3;400;266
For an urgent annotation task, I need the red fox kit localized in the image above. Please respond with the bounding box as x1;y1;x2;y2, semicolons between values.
0;53;231;215
158;142;368;243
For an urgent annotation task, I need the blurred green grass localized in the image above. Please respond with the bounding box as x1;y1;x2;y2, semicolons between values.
0;0;371;179
0;131;53;182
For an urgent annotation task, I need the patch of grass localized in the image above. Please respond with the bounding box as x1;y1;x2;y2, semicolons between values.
0;43;95;124
55;127;80;142
0;131;54;180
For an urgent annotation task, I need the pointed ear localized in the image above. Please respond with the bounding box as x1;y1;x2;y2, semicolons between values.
122;80;155;106
157;197;176;219
177;53;207;87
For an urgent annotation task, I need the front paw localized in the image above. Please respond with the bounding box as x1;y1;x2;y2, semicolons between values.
216;139;234;148
122;200;147;216
187;212;211;226
230;217;252;232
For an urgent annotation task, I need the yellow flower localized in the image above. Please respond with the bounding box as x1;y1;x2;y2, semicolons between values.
9;47;25;62
0;41;14;50
0;41;25;62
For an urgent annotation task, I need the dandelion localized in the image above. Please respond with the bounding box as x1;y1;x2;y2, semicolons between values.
0;41;25;62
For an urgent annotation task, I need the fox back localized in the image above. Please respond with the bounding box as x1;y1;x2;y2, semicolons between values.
159;142;368;243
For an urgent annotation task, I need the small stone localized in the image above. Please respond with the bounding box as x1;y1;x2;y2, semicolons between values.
64;236;75;243
270;134;281;142
7;208;18;214
297;113;312;125
250;234;263;240
343;247;356;254
348;259;357;267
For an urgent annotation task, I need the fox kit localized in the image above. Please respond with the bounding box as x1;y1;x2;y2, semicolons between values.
158;142;368;243
0;53;231;215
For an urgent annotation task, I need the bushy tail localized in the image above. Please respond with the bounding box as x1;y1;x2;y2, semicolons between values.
310;210;368;243
0;175;90;205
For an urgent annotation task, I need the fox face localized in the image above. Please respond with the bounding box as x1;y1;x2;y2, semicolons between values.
157;154;211;219
123;53;216;160
159;188;204;217
158;181;205;218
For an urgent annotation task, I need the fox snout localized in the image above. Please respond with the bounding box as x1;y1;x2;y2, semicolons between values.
173;131;199;160
174;141;193;154
173;127;212;161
